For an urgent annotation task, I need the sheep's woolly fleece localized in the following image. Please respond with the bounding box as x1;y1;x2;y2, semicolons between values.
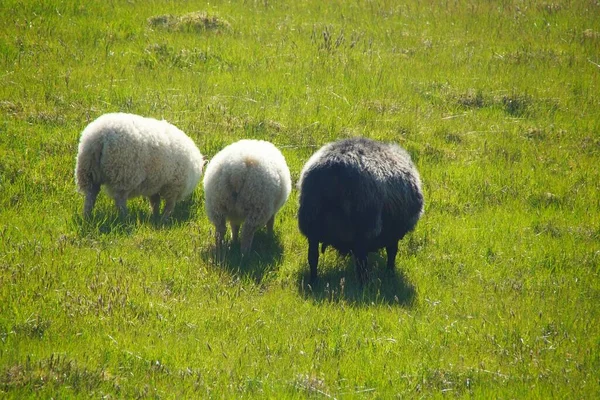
75;112;204;217
296;137;424;282
203;139;291;251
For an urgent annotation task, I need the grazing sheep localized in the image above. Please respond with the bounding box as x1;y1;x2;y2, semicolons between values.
203;139;291;256
297;137;424;283
75;112;205;221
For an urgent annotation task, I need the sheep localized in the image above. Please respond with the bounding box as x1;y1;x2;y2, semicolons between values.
203;139;291;256
297;137;424;283
75;112;205;221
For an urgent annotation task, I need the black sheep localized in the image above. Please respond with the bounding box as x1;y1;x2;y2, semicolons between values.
297;137;424;283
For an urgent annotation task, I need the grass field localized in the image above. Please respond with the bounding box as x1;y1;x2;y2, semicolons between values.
1;0;599;398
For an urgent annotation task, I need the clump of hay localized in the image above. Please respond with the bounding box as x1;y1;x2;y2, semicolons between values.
148;11;230;32
582;29;599;40
456;89;486;109
0;100;22;115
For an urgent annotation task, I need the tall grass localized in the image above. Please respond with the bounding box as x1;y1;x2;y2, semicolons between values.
1;0;599;397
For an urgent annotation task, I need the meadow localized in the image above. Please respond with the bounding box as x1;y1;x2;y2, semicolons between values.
1;0;599;397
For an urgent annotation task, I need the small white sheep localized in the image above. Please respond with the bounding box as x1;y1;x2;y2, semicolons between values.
75;112;204;221
203;139;291;255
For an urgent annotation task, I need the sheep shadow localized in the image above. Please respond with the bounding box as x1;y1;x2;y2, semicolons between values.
73;195;202;236
296;253;416;307
168;196;202;224
73;211;138;237
201;230;284;284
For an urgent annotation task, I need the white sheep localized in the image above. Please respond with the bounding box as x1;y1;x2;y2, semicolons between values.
203;139;291;255
75;112;205;221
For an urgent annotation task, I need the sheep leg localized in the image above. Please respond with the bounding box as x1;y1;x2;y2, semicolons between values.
240;222;259;256
149;194;161;218
214;218;227;246
83;183;101;218
160;197;176;222
214;218;227;263
386;241;398;270
354;250;369;284
230;222;240;242
308;239;319;284
266;214;275;234
113;192;128;218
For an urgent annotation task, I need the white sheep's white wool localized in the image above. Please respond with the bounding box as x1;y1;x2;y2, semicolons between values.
203;139;291;255
75;112;204;220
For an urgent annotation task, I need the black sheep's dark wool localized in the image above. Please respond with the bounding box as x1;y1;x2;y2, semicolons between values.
297;137;424;283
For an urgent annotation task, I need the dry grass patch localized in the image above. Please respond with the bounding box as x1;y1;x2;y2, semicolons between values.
148;11;231;33
582;29;599;41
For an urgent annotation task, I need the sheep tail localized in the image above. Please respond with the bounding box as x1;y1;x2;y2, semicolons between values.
75;138;104;193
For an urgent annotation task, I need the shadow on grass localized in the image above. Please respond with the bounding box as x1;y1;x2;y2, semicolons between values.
73;196;201;237
296;253;417;307
201;229;284;284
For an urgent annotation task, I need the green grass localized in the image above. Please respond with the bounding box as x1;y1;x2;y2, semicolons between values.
1;0;599;397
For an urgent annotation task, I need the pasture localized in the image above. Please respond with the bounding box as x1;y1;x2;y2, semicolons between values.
1;0;599;397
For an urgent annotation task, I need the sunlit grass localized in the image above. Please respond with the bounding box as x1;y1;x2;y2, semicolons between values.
1;0;599;397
